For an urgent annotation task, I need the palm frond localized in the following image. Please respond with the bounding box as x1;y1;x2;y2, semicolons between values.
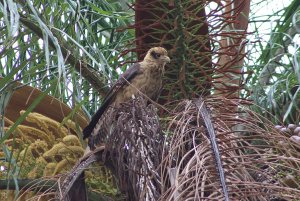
161;97;300;200
246;0;300;123
61;96;300;200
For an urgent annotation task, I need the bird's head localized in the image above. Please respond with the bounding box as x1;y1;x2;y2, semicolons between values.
143;47;170;66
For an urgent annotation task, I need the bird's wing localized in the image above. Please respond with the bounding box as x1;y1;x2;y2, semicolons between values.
83;63;142;139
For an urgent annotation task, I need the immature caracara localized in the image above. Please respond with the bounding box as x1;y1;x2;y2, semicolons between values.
83;47;170;147
66;47;169;201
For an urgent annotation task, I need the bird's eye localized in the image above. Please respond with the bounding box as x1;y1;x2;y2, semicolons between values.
151;51;161;59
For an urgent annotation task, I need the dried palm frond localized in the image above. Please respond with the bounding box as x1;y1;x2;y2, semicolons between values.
160;97;300;200
60;96;164;201
61;96;300;201
99;96;164;201
117;100;163;200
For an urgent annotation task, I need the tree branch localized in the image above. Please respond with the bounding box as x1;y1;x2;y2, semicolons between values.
19;16;109;97
0;0;109;96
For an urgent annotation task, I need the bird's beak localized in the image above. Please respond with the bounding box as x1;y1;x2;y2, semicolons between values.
163;56;171;63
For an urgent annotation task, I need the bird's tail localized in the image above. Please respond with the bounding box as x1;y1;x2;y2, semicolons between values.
83;105;107;139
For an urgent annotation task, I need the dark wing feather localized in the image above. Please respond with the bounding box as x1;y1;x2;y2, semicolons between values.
83;63;141;139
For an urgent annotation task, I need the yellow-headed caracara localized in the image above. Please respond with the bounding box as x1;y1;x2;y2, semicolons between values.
83;47;170;148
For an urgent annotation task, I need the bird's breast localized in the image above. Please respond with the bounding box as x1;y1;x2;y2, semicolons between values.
120;67;163;102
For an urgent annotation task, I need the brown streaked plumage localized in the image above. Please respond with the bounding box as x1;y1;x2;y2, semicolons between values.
83;47;170;144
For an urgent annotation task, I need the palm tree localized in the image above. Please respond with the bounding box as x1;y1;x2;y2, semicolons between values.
1;0;300;200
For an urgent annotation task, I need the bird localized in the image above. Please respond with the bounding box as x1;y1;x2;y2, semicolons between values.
65;47;169;201
83;47;170;147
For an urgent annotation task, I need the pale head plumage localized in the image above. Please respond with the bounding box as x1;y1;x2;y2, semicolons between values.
143;47;170;65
